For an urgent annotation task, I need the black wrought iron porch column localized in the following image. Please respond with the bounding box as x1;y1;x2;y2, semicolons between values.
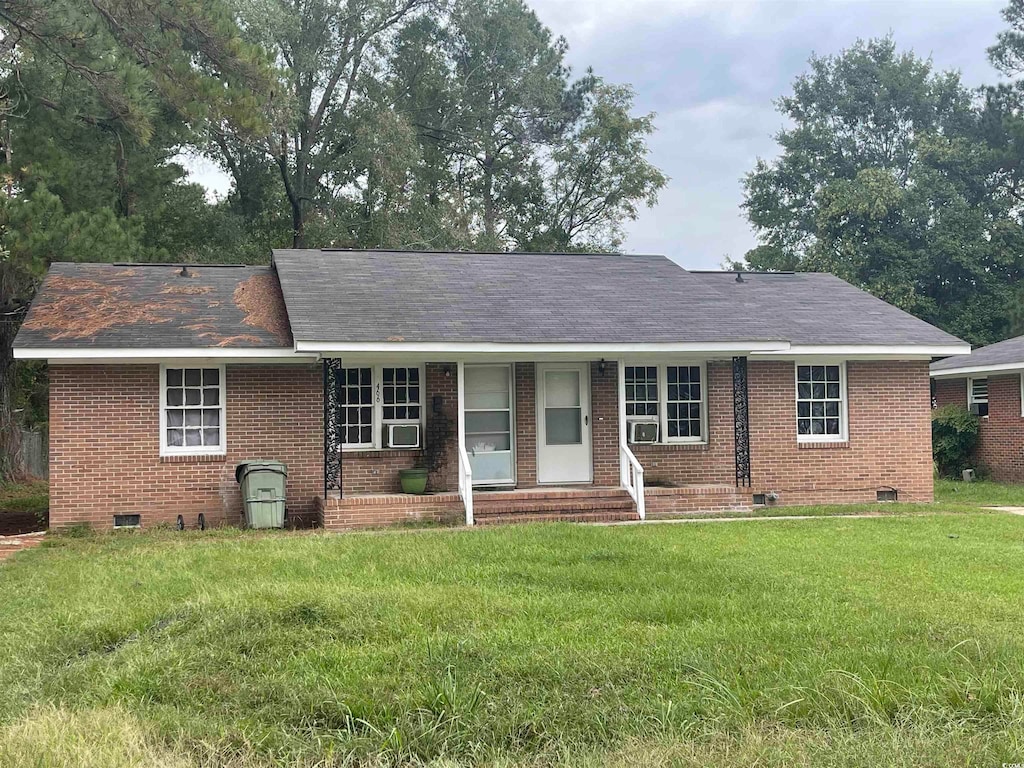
323;358;344;497
732;356;752;488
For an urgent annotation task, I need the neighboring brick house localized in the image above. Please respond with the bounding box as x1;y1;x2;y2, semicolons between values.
15;250;968;530
931;335;1024;482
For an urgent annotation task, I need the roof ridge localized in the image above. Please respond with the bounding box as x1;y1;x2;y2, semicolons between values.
278;247;668;259
688;270;797;275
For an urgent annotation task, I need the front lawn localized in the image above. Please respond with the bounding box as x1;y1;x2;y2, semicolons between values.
1;514;1023;766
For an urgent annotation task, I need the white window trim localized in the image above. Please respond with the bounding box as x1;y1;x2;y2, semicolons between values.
342;365;425;451
795;361;849;444
968;376;989;419
624;362;708;445
159;363;227;457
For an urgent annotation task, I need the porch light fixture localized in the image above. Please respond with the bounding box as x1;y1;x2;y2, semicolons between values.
443;365;452;378
598;359;607;376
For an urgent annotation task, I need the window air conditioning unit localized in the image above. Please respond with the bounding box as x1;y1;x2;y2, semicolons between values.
386;423;421;449
969;403;982;416
629;421;659;444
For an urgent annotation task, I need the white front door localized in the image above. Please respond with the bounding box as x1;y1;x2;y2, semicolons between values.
536;363;592;484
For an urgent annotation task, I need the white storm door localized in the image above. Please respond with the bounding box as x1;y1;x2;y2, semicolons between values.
536;363;592;484
464;364;515;486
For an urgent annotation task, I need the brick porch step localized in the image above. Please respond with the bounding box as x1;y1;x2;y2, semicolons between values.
476;509;638;525
473;486;638;524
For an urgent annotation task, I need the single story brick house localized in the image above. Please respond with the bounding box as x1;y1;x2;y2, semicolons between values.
14;249;968;529
931;334;1024;481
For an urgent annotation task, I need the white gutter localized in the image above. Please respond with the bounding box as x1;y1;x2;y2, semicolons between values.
14;347;317;362
294;340;792;354
751;343;970;359
930;361;1024;378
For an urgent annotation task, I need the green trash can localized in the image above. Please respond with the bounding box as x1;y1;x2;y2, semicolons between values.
235;460;287;529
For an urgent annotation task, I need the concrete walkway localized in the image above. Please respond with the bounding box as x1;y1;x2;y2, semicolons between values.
0;531;45;561
601;512;889;526
984;506;1024;516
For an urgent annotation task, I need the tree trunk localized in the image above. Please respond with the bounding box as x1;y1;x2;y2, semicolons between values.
0;292;25;482
114;133;132;217
291;197;305;248
482;156;495;242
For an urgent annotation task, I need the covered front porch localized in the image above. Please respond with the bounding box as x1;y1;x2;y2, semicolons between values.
316;354;756;529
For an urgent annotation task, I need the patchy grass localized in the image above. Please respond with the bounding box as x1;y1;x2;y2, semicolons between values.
0;479;48;534
2;514;1024;766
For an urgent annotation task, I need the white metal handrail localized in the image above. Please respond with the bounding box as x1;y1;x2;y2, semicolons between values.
458;445;474;526
620;441;646;521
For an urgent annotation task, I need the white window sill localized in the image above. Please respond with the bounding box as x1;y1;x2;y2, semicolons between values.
160;452;227;463
342;446;424;455
796;439;849;450
629;441;709;450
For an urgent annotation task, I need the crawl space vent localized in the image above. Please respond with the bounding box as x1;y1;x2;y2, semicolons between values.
752;493;768;506
876;489;898;502
113;514;141;528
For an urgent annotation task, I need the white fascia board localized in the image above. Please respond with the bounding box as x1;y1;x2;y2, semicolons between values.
295;340;792;355
930;361;1024;379
14;347;317;364
751;343;971;360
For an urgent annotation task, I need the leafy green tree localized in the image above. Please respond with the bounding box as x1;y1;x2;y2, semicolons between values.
515;82;667;251
216;0;433;247
741;37;1023;345
0;0;274;478
388;0;665;251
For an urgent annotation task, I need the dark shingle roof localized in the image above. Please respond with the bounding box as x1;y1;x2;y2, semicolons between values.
15;263;292;349
273;249;965;347
16;252;966;351
931;334;1024;373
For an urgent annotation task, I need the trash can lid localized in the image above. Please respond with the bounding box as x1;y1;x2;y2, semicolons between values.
235;460;288;483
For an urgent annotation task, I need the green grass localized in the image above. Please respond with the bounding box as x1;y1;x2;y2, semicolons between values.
0;479;48;534
2;514;1024;766
0;478;48;517
935;477;1024;507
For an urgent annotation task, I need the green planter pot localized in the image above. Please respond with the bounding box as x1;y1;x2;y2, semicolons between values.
399;468;428;495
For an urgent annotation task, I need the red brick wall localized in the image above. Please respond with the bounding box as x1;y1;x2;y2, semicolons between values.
49;364;323;529
319;493;463;528
933;377;966;409
590;361;620;485
626;361;736;487
339;363;459;494
592;359;932;504
514;363;538;487
934;374;1024;482
426;362;459;492
49;358;936;529
749;360;934;504
341;450;422;494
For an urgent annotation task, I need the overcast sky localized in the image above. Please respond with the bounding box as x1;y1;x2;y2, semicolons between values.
185;0;1010;269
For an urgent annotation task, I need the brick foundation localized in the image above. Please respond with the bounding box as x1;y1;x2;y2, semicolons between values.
934;373;1024;481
